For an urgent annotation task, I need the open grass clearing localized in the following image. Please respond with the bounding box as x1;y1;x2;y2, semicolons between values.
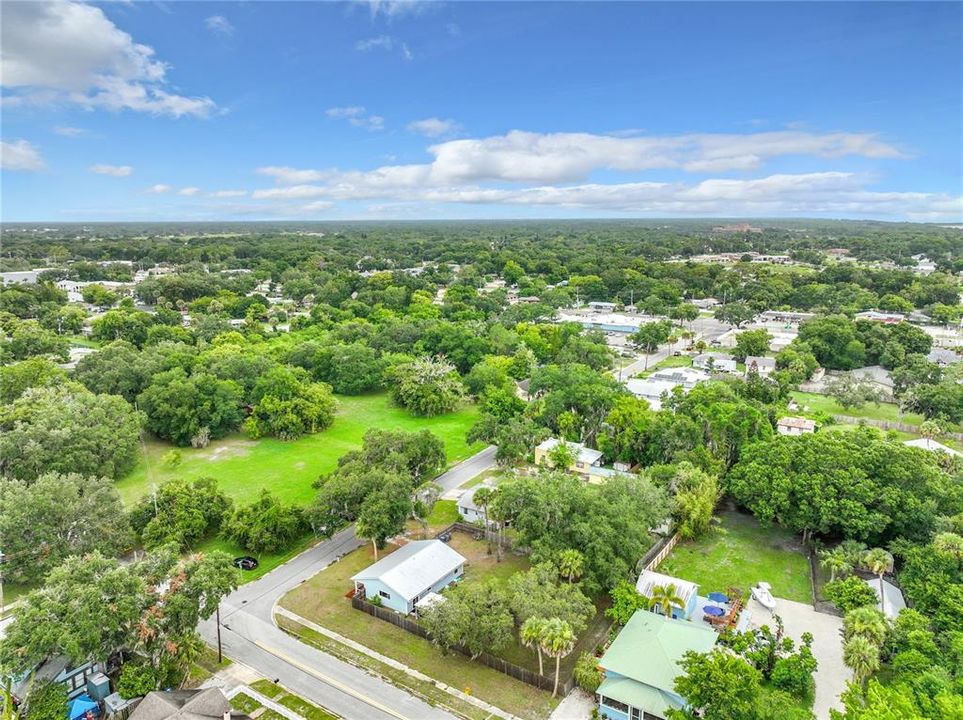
279;534;563;720
658;511;813;604
790;391;926;426
116;393;481;508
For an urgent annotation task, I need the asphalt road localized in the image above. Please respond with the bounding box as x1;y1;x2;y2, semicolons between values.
199;446;498;720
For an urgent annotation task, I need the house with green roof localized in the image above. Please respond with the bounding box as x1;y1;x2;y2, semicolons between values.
596;610;717;720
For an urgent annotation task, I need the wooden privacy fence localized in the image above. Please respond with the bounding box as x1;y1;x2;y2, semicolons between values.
351;596;575;696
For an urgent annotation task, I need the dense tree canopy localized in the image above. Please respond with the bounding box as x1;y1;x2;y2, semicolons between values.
0;383;142;482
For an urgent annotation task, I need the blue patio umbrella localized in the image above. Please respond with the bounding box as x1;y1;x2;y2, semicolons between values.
707;592;729;604
68;695;99;720
703;605;725;617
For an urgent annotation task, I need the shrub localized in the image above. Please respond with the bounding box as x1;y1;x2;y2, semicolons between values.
25;682;67;720
574;652;604;693
824;576;878;613
117;663;158;699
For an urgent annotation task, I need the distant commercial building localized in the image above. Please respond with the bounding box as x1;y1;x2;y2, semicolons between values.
711;223;763;233
0;269;52;285
855;310;905;324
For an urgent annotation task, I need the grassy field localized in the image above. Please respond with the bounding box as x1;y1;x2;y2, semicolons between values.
116;393;481;507
658;511;813;603
279;534;563;720
791;391;926;426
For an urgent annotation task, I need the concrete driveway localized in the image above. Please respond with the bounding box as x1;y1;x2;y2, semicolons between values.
749;597;846;720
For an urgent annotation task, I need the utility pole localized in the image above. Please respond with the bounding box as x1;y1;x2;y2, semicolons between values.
216;604;222;663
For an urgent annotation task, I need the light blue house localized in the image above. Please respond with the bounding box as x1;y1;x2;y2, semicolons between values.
351;540;467;615
636;570;699;621
597;611;717;720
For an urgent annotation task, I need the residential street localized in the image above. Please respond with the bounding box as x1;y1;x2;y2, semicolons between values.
198;446;498;720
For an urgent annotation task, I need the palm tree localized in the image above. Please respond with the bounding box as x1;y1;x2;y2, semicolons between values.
473;486;493;553
558;549;584;584
862;548;894;604
843;606;888;648
520;616;547;676
819;547;853;583
649;583;685;621
840;539;868;566
843;635;880;692
539;618;577;698
934;531;963;568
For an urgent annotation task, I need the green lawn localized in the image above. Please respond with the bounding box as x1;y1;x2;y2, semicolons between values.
247;680;339;720
634;353;693;378
425;499;460;526
116;393;481;507
791;391;926;426
658;511;813;603
279;534;561;720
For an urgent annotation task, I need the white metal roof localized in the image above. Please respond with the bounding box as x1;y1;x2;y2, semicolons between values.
903;438;962;457
636;570;698;607
535;438;603;465
351;540;466;602
865;578;907;618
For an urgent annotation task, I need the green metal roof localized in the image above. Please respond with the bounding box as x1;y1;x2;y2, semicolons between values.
597;677;678;717
599;610;717;694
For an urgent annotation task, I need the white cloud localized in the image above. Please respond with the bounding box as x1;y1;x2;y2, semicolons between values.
401;43;413;61
326;105;385;131
355;35;395;51
301;201;335;212
204;15;234;36
407;117;460;137
1;1;216;118
1;139;46;171
146;183;171;193
89;163;132;176
246;128;957;220
326;105;366;119
210;189;247;197
419;130;906;184
256;166;328;184
363;0;433;20
177;186;200;196
53;125;86;137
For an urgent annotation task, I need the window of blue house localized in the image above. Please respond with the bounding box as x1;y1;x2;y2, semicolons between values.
599;696;628;713
379;590;391;599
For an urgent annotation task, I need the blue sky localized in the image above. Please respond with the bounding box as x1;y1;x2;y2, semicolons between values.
2;0;961;221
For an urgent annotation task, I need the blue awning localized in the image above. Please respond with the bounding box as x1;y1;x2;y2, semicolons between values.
68;694;99;720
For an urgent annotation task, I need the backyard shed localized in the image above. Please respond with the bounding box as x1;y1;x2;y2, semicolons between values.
636;570;699;620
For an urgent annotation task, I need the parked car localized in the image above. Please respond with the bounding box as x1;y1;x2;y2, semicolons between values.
233;556;259;570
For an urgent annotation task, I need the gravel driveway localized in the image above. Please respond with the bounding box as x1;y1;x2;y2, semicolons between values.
749;597;846;719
